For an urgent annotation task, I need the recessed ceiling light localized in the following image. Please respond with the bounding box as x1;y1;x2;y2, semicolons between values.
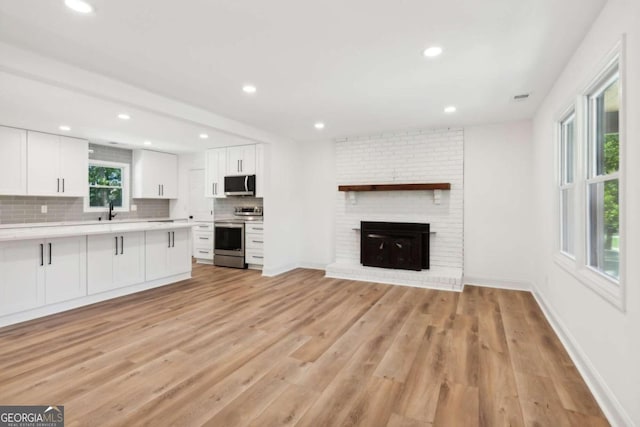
117;113;131;120
199;133;209;139
444;106;457;113
143;141;152;146
314;122;325;130
64;0;94;14
423;46;443;58
59;125;71;131
242;85;257;94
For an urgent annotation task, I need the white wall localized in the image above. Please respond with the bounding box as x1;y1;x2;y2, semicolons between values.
262;140;304;275
531;0;639;425
464;121;534;288
298;139;336;268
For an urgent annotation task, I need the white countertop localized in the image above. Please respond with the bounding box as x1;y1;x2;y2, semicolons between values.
0;217;189;230
0;221;194;242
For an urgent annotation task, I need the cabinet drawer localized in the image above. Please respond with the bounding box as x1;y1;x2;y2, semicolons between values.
194;248;213;260
246;223;264;234
245;236;264;250
245;251;264;265
193;231;213;245
193;223;214;232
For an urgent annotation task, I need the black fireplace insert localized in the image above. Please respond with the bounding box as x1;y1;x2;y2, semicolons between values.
360;221;430;271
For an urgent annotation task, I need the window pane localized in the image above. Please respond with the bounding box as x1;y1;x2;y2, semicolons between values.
89;188;123;208
592;78;619;176
588;179;619;279
561;116;575;185
561;187;575;255
88;166;122;186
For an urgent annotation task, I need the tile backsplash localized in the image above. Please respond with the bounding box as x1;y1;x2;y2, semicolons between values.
0;143;169;224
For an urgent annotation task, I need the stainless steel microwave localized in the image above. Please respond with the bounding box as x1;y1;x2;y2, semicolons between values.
224;175;256;196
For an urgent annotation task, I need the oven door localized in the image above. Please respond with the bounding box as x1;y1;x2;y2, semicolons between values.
214;222;245;256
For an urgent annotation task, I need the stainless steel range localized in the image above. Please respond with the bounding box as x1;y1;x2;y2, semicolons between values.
214;206;263;268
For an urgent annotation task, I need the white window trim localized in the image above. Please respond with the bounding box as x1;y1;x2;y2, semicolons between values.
552;37;626;312
84;159;131;213
558;109;576;259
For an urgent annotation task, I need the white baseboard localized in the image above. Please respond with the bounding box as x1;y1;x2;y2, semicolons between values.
463;275;532;291
532;288;634;427
297;261;328;270
262;263;299;277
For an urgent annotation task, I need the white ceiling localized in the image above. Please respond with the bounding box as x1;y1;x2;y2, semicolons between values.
0;0;606;144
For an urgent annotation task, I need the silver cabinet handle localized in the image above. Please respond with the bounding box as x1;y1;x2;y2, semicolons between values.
115;236;119;256
40;243;44;266
62;178;65;193
252;227;264;231
212;183;215;195
120;236;124;255
57;178;60;193
172;231;175;247
240;159;243;172
198;250;208;254
168;231;171;248
252;240;264;243
253;255;264;259
199;237;209;240
48;243;52;265
159;184;161;196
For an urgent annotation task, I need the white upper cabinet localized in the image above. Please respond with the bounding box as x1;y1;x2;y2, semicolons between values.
205;148;227;198
132;150;178;199
27;131;88;197
0;126;27;195
226;145;256;175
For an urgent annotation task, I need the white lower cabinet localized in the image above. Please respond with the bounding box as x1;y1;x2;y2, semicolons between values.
88;231;145;295
145;228;191;281
0;236;86;315
0;240;45;315
245;222;264;268
44;236;87;304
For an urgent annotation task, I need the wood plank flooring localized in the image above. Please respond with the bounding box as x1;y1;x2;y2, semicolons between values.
0;264;609;426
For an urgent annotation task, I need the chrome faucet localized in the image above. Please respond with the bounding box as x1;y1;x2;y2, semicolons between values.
108;201;117;221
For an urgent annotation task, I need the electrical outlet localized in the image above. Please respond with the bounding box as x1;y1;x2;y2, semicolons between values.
131;205;137;211
41;205;48;214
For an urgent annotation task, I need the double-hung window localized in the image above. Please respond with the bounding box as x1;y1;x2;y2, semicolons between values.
586;66;620;281
85;160;130;212
559;111;576;257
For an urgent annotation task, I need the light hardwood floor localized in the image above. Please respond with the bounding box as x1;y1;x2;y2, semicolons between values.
0;264;609;426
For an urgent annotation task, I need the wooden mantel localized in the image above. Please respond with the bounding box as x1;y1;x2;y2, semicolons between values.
338;183;451;192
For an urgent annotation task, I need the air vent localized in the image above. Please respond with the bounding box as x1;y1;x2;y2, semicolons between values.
513;93;530;101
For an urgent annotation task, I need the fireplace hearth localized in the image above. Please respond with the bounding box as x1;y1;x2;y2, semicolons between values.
360;221;430;271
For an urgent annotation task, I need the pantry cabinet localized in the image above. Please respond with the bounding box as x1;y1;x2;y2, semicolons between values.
27;131;88;197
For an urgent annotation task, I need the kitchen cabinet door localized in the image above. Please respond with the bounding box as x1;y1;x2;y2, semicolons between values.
133;150;178;199
205;148;227;198
58;136;89;197
87;234;117;295
0;126;27;195
27;131;61;196
44;236;87;304
145;229;170;281
166;228;191;276
226;145;255;175
114;231;145;287
0;240;45;316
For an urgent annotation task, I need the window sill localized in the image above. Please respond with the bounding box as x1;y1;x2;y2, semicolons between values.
553;253;625;312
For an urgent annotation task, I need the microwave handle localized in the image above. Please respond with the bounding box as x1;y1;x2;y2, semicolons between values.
244;175;248;192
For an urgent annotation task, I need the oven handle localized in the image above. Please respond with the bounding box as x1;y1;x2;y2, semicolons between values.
215;223;244;228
